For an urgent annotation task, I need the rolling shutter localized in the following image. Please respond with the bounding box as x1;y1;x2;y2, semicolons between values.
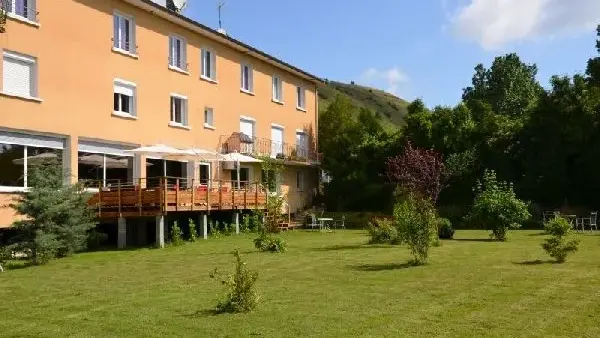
2;51;35;97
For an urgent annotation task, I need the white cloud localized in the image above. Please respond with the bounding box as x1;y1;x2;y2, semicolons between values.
359;67;410;96
448;0;600;50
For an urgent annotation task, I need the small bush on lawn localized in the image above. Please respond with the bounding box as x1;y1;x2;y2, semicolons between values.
241;211;263;233
209;250;260;313
170;221;184;246
189;219;199;242
0;246;10;272
209;221;221;238
394;195;437;265
542;216;580;263
465;170;530;241
437;218;455;239
254;233;287;253
367;217;400;244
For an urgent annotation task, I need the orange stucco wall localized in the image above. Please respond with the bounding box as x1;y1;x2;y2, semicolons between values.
0;0;319;227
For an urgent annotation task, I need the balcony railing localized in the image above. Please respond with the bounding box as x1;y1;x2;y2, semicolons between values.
220;133;319;164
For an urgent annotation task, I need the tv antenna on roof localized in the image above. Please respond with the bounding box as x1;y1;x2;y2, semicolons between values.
218;1;226;30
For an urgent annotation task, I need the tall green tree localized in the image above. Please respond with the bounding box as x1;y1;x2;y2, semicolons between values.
586;25;600;86
9;159;97;265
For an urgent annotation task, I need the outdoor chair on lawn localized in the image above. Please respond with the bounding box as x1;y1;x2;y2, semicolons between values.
334;215;346;230
308;213;320;231
578;212;598;232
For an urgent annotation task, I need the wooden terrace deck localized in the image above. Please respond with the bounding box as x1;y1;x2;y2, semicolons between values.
87;178;267;219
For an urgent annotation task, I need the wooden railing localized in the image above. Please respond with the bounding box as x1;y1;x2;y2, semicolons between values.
86;177;268;218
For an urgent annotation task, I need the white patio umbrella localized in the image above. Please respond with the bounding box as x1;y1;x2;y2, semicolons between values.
180;148;225;162
125;144;187;158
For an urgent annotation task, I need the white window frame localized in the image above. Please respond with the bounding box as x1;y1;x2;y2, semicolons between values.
1;50;39;101
200;46;217;82
113;79;137;119
295;131;308;158
2;0;38;24
272;75;283;103
112;12;137;55
240;63;254;94
169;35;188;73
169;93;189;129
270;124;285;158
296;86;306;111
204;107;215;130
296;171;305;192
199;162;211;187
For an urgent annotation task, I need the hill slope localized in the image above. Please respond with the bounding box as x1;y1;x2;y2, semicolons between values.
318;81;410;128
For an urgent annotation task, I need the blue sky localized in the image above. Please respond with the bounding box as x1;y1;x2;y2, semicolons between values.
185;0;600;106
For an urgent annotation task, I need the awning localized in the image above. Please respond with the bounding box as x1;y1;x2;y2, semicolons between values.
220;153;262;163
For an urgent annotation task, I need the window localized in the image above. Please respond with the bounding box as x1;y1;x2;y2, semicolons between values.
169;35;187;71
170;95;188;126
261;169;280;194
201;48;216;81
204;107;214;128
113;80;136;117
145;159;188;188
240;118;255;153
2;0;37;22
199;163;210;186
2;51;37;99
296;171;305;192
231;167;250;189
272;75;283;102
271;126;284;158
78;152;133;187
296;131;308;158
113;13;136;54
0;143;62;189
241;64;253;93
296;86;306;110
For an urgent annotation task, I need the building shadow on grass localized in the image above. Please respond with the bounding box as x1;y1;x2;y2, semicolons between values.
348;261;423;271
313;244;392;252
513;259;557;265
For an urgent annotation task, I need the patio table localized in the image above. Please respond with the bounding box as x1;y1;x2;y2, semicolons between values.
318;217;334;231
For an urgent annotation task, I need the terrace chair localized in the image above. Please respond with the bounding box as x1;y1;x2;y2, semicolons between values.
334;215;346;230
308;213;320;231
579;212;598;232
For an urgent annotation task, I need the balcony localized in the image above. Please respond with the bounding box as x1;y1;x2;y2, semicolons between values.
220;133;319;164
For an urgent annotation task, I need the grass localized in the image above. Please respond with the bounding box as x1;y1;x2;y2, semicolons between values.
1;230;600;337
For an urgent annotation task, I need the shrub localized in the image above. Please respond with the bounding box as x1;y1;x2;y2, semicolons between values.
437;218;455;239
241;211;263;233
209;221;221;238
189;219;199;242
0;246;10;272
394;196;437;265
465;170;530;241
170;221;184;246
542;216;580;263
209;250;260;313
9;159;96;265
254;233;287;253
367;217;400;244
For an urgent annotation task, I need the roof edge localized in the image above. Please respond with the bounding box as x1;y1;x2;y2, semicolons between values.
127;0;323;84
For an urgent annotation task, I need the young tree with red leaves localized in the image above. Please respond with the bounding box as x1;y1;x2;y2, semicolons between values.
386;141;446;203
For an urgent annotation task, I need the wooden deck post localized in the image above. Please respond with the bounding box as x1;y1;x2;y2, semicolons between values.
191;178;195;211
219;181;223;209
244;187;247;210
117;179;122;217
138;177;142;216
175;178;180;212
255;182;259;209
231;185;235;209
162;177;167;214
206;180;210;213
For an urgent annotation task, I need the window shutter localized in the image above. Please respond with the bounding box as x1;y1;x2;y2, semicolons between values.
211;52;216;79
240;65;245;89
169;37;174;65
113;16;120;48
130;18;136;53
3;53;34;97
114;83;134;97
120;18;128;50
249;67;254;91
182;100;188;125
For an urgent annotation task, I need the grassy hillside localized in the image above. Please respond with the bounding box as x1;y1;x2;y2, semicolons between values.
318;81;410;129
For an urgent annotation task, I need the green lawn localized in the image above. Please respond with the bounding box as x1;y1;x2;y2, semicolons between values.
1;230;599;337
